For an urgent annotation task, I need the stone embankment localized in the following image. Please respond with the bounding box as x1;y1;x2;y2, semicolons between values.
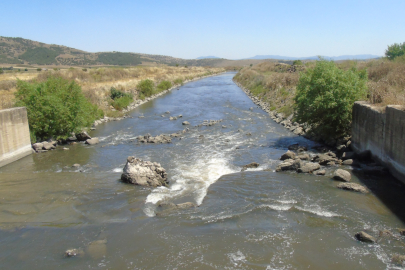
352;101;405;184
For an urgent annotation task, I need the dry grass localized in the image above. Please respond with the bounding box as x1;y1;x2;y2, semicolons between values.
0;66;224;111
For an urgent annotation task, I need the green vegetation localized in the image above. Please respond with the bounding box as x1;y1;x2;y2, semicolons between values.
19;47;62;65
0;68;3;74
96;52;145;66
157;80;172;92
385;42;405;60
109;87;133;111
293;60;303;65
14;76;103;142
294;60;368;139
137;79;154;97
174;78;184;85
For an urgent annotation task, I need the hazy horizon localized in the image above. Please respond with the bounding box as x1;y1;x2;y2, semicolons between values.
1;0;404;59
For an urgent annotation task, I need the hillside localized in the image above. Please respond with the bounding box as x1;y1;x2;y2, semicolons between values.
247;54;381;60
0;36;225;67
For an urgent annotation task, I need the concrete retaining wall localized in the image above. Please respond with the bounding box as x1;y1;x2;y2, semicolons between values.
352;101;405;183
0;107;32;168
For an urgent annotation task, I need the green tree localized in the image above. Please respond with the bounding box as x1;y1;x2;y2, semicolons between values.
294;60;368;139
15;76;102;141
385;42;405;60
293;60;303;65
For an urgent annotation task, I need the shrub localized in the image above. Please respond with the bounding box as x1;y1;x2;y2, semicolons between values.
14;76;101;141
137;79;154;97
0;68;3;74
82;68;87;72
385;42;405;60
173;78;184;85
111;96;133;111
157;80;172;92
294;60;368;139
110;87;126;100
293;60;303;66
37;68;42;72
24;68;28;71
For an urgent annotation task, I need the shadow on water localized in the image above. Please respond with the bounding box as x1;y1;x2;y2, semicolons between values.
352;168;405;224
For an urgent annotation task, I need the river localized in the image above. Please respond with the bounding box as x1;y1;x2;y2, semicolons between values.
1;72;405;269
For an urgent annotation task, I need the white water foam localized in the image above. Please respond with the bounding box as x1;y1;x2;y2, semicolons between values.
228;250;246;266
259;204;292;211
295;206;339;217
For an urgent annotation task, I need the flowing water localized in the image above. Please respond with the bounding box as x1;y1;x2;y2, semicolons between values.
1;73;405;269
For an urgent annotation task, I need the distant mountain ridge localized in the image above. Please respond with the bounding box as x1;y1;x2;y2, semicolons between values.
196;56;221;59
247;54;381;60
0;36;223;67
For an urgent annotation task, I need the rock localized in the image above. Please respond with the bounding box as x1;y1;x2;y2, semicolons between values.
32;143;44;151
288;144;307;152
67;135;77;141
65;248;83;257
333;169;351;182
76;131;91;141
42;142;55;150
121;156;168;187
297;162;320;173
391;254;405;265
342;159;354;165
241;162;260;171
138;116;144;118
182;121;190;125
249;107;254;111
398;229;405;236
293;127;304;136
337;183;368;193
313;170;326;175
246;132;252;136
313;154;336;165
63;147;69;150
355;231;376;243
176;202;197;209
85;138;99;145
165;111;170;114
222;125;227;128
276;159;302;172
280;150;295;160
178;115;182;118
297;154;310;160
72;164;80;168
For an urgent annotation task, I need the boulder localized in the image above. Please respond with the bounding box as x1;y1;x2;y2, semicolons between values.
121;157;168;187
276;159;302;172
355;231;375;243
85;138;99;145
297;162;321;173
313;154;336;165
280;150;295;160
32;143;44;151
297;154;310;160
333;169;351;182
342;151;356;160
337;183;368;193
65;248;84;257
398;229;405;236
241;162;260;172
182;121;190;125
342;159;354;165
76;131;91;141
313;169;326;175
42;142;55;150
72;164;80;168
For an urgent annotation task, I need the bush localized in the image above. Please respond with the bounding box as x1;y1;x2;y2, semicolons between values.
37;68;42;72
110;87;126;100
0;68;3;74
294;60;368;139
173;78;183;85
82;68;87;72
137;79;154;97
385;42;405;60
293;60;303;66
14;76;101;141
111;96;133;111
157;80;172;92
24;68;28;71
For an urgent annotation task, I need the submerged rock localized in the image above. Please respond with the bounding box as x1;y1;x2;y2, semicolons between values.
241;162;260;171
333;169;351;182
355;231;376;243
313;169;326;175
121;156;168;187
337;182;368;193
65;248;84;257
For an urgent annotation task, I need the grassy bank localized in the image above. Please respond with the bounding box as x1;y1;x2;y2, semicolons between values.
0;66;224;111
234;58;405;141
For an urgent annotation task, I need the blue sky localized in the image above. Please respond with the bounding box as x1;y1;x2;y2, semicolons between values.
1;0;404;59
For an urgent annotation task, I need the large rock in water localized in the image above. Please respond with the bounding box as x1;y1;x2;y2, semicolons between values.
76;131;91;141
333;169;351;182
337;182;368;193
297;162;320;173
241;162;260;171
355;231;376;243
121;156;168;187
